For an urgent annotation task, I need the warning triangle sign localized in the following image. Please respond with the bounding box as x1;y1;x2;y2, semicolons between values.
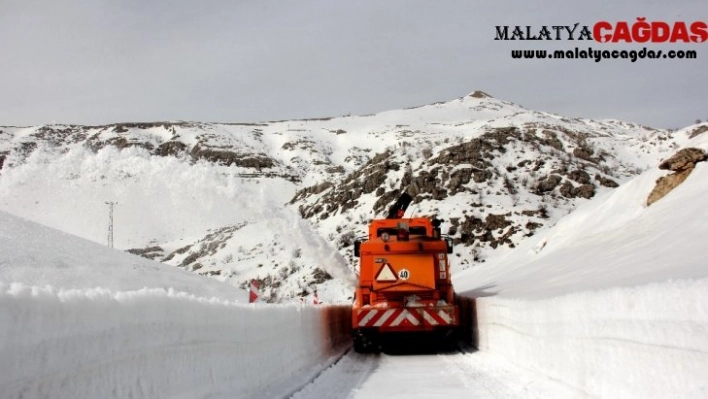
375;263;397;282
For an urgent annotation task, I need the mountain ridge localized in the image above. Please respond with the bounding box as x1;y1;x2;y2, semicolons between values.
1;92;702;302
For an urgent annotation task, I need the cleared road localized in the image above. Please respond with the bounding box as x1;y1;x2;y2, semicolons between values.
290;347;586;399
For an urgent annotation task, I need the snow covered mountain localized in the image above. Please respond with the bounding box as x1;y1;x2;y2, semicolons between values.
1;91;705;302
0;122;706;398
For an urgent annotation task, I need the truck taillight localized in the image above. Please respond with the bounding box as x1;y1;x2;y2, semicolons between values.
438;254;447;279
396;222;409;241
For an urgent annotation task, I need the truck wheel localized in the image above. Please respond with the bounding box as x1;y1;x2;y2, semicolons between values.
353;336;367;353
439;328;460;352
353;331;379;353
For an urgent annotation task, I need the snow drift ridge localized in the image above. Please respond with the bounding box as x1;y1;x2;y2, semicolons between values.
0;283;350;399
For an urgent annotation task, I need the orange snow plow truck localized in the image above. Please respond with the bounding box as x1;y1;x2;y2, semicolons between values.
351;193;459;352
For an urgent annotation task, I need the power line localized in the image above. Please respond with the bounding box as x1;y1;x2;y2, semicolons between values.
105;201;117;248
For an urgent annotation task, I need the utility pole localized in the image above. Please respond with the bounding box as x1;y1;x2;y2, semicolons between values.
105;201;117;248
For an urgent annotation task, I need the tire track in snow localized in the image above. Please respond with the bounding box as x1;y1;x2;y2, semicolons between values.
438;349;588;398
288;349;381;399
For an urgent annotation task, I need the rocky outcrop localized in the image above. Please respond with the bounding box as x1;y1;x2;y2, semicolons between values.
559;181;595;199
595;174;619;188
3;123;285;174
535;174;562;193
688;125;708;139
658;148;706;171
126;246;164;260
294;150;399;219
573;146;594;162
452;213;517;249
33;125;90;145
86;135;155;152
155;141;188;156
568;169;591;185
429;127;520;169
295;128;523;221
407;168;448;201
647;148;706;206
290;182;334;204
154;223;248;269
189;145;275;169
540;130;564;151
468;90;491;99
291;123;633;260
110;121;194;132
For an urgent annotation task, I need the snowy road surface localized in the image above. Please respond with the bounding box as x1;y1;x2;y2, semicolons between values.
291;349;584;399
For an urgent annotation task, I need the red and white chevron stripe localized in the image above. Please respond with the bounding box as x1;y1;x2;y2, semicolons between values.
355;307;456;328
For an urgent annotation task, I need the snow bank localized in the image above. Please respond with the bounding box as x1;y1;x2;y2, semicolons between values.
0;211;350;398
0;284;350;399
456;137;708;397
472;279;708;398
0;209;248;299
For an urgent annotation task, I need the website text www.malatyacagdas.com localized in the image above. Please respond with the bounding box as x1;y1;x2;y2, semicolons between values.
511;47;698;62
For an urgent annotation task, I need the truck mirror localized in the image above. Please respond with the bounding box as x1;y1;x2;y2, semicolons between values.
354;240;361;257
446;238;453;254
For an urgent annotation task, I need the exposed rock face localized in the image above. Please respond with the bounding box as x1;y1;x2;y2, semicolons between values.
595;174;619;188
575;184;595;199
535;175;562;193
688;125;708;139
647;148;707;206
407;168;448;201
540;130;564;151
155;141;188;156
292;150;398;219
126;246;164;260
86;135;155;152
165;223;247;270
111;121;186;132
658;148;706;172
468;90;491;98
451;213;517;249
559;181;595;199
568;169;591;185
573;146;594;162
290;182;334;204
290;123;638;265
32;125;90;145
295;128;524;221
448;169;472;194
1;123;288;178
647;170;694;206
189;145;275;169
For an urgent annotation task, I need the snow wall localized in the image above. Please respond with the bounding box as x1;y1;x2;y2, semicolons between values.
464;279;708;398
0;284;351;399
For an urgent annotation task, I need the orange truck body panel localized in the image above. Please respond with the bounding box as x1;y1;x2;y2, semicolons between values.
352;217;459;334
